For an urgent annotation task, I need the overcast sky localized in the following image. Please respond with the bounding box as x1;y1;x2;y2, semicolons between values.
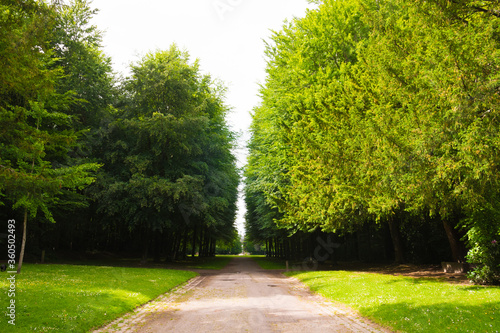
89;0;317;235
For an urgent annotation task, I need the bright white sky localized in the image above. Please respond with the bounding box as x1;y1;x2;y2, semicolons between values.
89;0;317;235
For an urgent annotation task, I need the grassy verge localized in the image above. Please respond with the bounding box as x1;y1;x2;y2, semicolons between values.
0;264;197;332
286;270;500;332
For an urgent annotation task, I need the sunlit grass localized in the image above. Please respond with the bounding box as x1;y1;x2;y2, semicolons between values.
0;264;197;332
287;270;500;332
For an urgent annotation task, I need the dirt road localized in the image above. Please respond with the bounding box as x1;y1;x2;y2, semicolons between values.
95;257;390;333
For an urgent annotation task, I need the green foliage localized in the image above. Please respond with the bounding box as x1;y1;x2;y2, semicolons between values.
355;0;500;272
91;45;239;258
245;0;372;249
51;0;115;130
0;0;100;267
246;0;500;277
464;205;500;284
0;0;57;103
0;0;238;265
243;236;266;255
356;0;500;217
216;230;242;254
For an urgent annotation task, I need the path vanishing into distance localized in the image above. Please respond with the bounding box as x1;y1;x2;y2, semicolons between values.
95;257;390;333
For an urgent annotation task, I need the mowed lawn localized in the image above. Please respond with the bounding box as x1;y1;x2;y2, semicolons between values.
0;264;197;332
287;270;500;332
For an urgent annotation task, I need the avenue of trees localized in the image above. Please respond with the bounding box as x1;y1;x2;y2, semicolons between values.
0;0;240;271
245;0;500;284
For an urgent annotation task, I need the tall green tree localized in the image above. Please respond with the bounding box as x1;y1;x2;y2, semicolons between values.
51;0;114;131
93;46;239;262
246;0;500;276
246;0;371;242
0;0;100;273
355;0;500;277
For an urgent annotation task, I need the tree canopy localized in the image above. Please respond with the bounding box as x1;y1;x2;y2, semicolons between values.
245;0;500;284
1;0;240;270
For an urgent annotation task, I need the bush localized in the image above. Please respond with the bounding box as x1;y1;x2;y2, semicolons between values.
466;234;500;284
464;208;500;285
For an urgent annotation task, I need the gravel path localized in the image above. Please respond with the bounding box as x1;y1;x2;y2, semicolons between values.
94;257;391;333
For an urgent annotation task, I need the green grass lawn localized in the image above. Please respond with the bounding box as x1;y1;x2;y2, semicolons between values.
287;270;500;332
0;264;197;332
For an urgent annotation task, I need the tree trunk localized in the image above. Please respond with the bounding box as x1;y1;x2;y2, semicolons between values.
172;234;181;261
199;227;205;257
17;208;28;274
153;232;162;263
38;219;45;264
210;238;215;257
387;216;404;264
181;229;187;259
274;237;280;258
203;230;209;257
442;218;466;263
141;229;149;265
141;246;149;264
284;239;290;260
191;225;197;257
164;232;172;262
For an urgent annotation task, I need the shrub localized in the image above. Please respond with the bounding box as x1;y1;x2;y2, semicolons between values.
464;207;500;285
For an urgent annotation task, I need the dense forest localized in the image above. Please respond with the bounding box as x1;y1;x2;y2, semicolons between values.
0;0;241;272
1;0;499;285
245;0;500;284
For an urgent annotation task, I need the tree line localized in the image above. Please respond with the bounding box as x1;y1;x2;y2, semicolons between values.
0;0;240;272
245;0;500;284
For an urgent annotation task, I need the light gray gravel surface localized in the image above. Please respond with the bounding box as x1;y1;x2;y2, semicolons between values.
94;257;391;333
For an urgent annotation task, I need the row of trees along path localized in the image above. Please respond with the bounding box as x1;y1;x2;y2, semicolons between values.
245;0;500;284
0;0;240;271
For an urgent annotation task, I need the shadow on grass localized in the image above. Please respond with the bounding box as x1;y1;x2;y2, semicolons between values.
5;264;197;332
44;254;234;270
287;271;500;332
